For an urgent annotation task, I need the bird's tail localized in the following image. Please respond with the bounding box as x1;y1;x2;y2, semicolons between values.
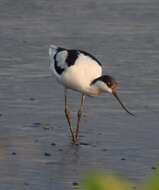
49;44;58;57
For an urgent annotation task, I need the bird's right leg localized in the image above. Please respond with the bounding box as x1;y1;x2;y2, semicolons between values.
64;89;76;143
75;94;85;143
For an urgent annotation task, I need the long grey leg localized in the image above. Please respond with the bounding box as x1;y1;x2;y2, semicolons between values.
75;94;85;142
64;89;76;143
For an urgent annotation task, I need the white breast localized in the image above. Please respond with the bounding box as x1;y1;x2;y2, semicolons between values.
61;53;102;93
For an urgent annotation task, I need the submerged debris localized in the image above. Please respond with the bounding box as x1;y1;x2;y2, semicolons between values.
152;166;157;170
44;152;51;157
80;142;90;146
51;142;56;146
31;122;41;128
29;97;35;101
24;182;29;186
72;182;79;186
101;148;108;152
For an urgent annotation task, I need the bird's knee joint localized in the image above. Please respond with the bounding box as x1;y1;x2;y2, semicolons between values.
78;110;82;117
65;108;70;116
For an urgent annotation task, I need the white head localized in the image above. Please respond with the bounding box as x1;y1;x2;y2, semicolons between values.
91;75;134;116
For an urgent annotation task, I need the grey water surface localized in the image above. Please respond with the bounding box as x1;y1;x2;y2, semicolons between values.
0;0;159;189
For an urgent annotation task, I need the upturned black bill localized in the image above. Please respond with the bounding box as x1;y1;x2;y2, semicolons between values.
113;92;135;116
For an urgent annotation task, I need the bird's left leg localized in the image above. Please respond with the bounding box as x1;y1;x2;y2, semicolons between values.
75;94;85;142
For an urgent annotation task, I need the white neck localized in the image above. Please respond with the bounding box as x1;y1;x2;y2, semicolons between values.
86;80;112;96
86;84;102;96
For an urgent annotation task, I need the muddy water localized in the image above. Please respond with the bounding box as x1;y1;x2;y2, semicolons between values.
0;0;159;189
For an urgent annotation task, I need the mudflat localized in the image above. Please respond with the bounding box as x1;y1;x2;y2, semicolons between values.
0;0;159;189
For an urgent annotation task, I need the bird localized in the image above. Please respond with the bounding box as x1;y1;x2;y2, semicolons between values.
49;45;134;144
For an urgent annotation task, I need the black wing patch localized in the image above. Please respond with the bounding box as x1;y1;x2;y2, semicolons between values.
54;53;65;75
66;50;79;66
54;49;79;74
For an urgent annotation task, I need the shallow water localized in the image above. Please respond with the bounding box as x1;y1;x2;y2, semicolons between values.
0;0;159;189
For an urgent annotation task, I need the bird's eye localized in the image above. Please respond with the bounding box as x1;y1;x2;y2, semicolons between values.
107;82;111;87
